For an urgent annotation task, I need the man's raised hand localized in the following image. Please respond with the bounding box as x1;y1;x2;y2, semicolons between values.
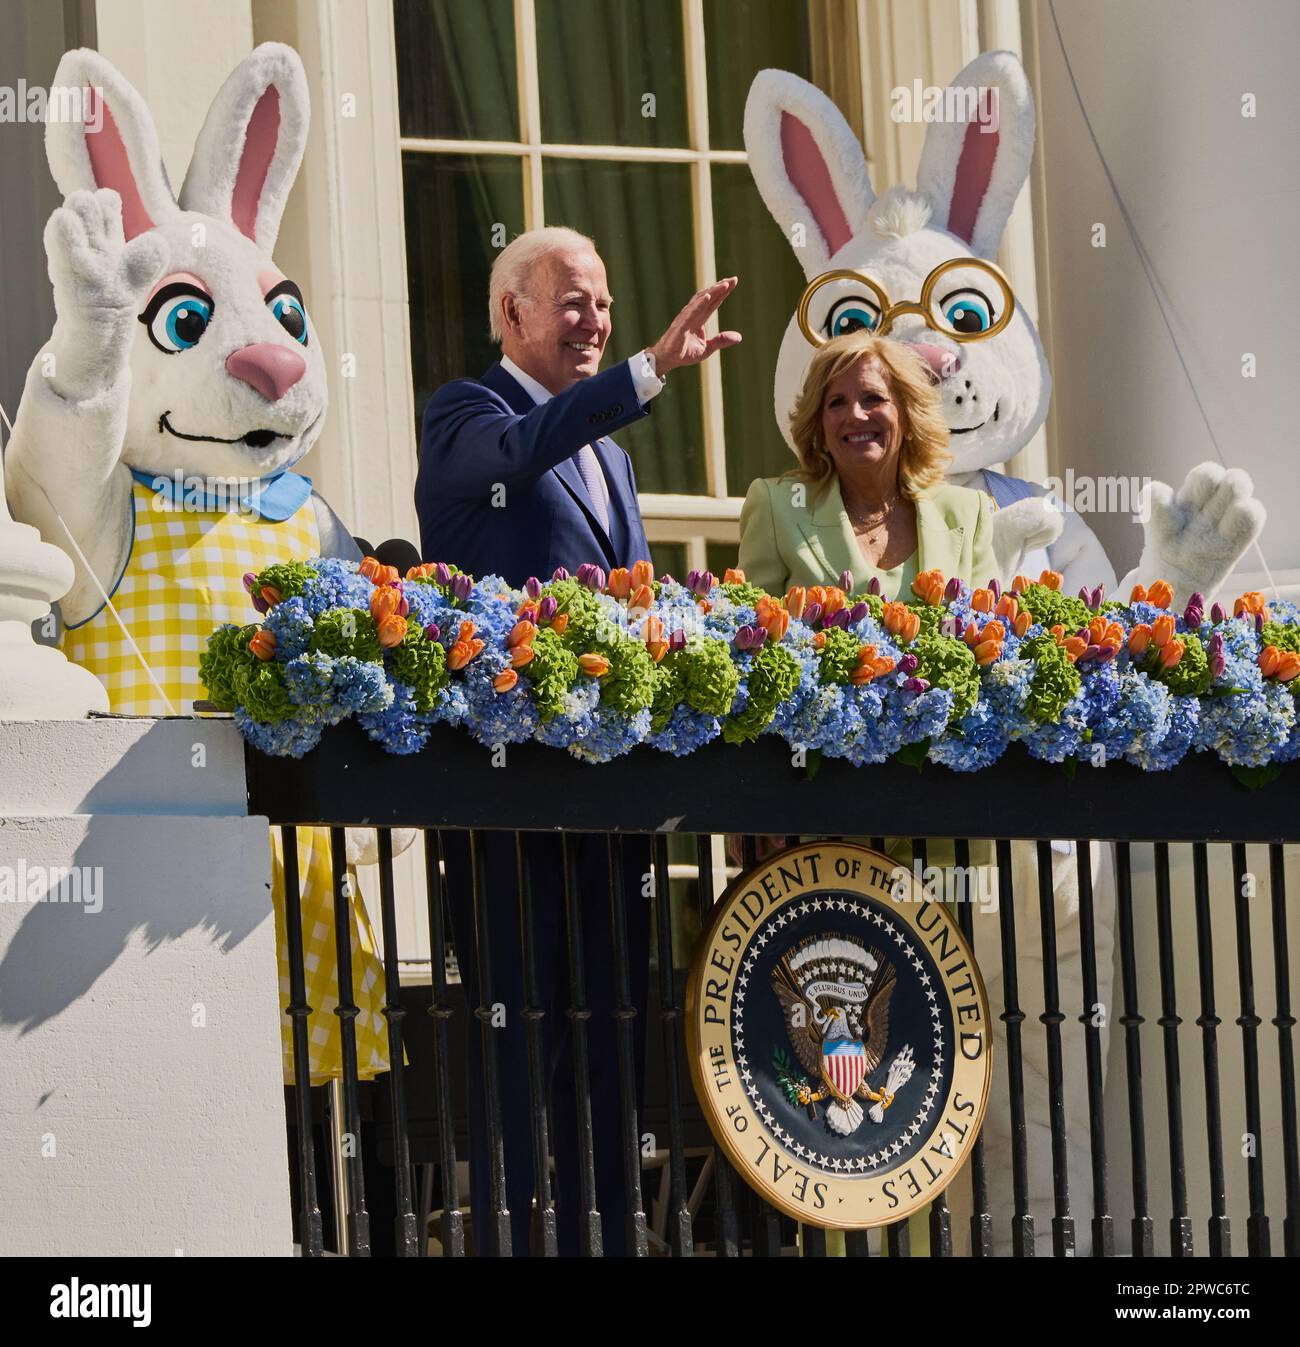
649;277;742;375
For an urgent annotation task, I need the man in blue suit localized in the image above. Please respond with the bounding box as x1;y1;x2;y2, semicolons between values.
416;227;739;1255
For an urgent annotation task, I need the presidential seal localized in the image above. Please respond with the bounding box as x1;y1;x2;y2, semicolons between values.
685;841;991;1230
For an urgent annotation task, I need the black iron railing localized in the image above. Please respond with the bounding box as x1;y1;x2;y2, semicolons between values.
247;723;1300;1257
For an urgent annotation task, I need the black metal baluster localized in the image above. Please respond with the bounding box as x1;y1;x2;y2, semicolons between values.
561;834;602;1256
1154;842;1193;1257
844;1230;871;1257
280;827;323;1257
421;831;463;1257
468;828;512;1256
375;830;418;1255
607;835;649;1256
995;838;1034;1256
1191;842;1230;1256
652;834;693;1256
1230;843;1270;1256
1113;842;1153;1258
327;827;369;1256
954;838;992;1257
886;1221;910;1257
696;832;740;1258
515;831;557;1256
1269;844;1299;1257
1035;839;1075;1256
1075;841;1113;1256
803;1225;828;1257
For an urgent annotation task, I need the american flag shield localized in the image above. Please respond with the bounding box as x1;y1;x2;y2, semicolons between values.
821;1038;868;1102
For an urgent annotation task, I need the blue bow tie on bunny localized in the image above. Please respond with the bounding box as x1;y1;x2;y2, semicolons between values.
128;467;313;522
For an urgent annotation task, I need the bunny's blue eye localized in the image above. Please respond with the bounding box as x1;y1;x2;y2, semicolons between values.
825;295;880;338
940;289;993;335
140;283;214;354
266;280;309;345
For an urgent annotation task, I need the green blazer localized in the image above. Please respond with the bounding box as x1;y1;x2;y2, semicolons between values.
738;473;999;597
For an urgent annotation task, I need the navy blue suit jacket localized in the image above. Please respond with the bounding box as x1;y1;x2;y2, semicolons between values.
416;360;653;585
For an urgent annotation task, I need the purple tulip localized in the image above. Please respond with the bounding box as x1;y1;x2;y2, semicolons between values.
989;577;1002;601
551;565;569;582
1080;643;1103;663
660;574;675;586
867;576;882;597
1187;591;1204;612
848;601;869;624
898;653;919;674
839;569;854;592
450;572;473;601
1078;585;1091;605
242;572;257;594
525;576;542;599
696;570;715;597
944;576;962;603
434;561;451;586
903;676;930;694
669;629;687;652
803;601;823;627
538;596;558;622
1208;631;1226;678
752;627;768;648
1097;643;1119;662
577;563;605;591
1255;612;1265;633
397;593;410;618
685;569;700;590
734;624;760;650
1210;602;1226;624
251;591;270;614
828;608;851;630
1091;583;1105;608
424;622;441;642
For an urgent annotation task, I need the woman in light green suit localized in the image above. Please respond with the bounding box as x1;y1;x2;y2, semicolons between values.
739;330;998;600
737;331;997;1255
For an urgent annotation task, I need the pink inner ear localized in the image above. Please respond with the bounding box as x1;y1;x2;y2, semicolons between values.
948;112;1000;247
84;87;155;240
231;85;280;243
780;111;852;258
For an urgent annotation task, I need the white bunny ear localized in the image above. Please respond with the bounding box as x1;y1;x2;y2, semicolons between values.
179;42;309;252
46;48;179;238
915;50;1035;260
744;69;875;280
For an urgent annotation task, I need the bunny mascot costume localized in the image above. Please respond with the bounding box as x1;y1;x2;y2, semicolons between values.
4;44;389;1087
744;53;1263;1252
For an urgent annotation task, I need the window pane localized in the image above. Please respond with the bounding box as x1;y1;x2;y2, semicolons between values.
703;0;813;149
536;0;688;147
395;0;519;142
712;163;806;495
707;540;742;583
403;152;525;435
542;159;706;495
648;540;687;582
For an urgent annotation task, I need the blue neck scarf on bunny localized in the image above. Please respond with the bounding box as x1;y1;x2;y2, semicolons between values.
129;468;313;522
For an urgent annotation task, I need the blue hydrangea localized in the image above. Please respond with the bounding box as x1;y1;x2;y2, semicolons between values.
263;596;314;659
357;679;433;754
233;707;323;758
304;557;372;610
647;702;722;756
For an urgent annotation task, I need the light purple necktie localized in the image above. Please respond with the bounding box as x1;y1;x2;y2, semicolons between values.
575;443;611;534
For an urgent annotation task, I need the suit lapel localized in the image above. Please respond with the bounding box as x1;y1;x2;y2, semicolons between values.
592;437;629;559
914;494;964;577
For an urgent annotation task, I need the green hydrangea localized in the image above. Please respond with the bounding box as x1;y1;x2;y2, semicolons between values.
816;625;862;686
1017;582;1092;633
599;636;657;715
1021;633;1081;724
545;578;606;649
236;660;297;723
912;632;980;721
848;592;884;623
309;607;382;662
254;560;316;601
527;626;579;722
199;623;261;710
1151;631;1211;697
649;651;687;732
723;643;800;744
1262;621;1300;657
720;580;768;608
683;637;741;716
387;626;448;712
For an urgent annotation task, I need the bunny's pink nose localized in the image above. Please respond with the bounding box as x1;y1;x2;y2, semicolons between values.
225;343;306;402
909;343;962;384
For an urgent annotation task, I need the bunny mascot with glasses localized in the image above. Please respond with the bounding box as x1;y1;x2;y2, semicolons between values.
744;52;1263;1253
5;44;391;1090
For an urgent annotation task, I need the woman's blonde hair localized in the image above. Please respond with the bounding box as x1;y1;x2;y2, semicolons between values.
786;331;952;499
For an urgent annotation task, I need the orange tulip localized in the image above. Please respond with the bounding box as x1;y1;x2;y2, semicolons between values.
248;628;276;660
1158;638;1184;669
1128;624;1152;655
507;620;536;649
647;641;669;663
493;669;518;693
1063;636;1087;660
1039;570;1062;591
812;631;827;650
1235;591;1270;621
578;653;610;677
806;586;828;610
970;587;995;613
1146;580;1173;609
1050;623;1067;643
370;587;401;621
549;613;569;636
822;587;847;618
974;639;1002;666
1259;645;1281;677
628;583;655;614
963;625;981;649
882;601;919;642
980;619;1006;643
911;569;945;606
1013;611;1032;637
259;584;282;607
996;593;1019;620
848;665;876;686
631;559;654;589
406;562;436;580
446;620;482;670
377;613;408;648
643;615;665;647
510;645;536;668
1277;653;1300;682
1011;574;1030;594
723;567;746;585
606;567;632;601
786;586;807;618
760;606;790;641
359;556;383;581
698;599;712;614
1130;582;1148;603
1152;614;1176;647
871;654;896;677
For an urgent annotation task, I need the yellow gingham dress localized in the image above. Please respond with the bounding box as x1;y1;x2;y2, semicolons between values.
62;476;392;1086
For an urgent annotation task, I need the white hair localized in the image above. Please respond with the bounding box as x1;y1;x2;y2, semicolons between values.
488;226;598;342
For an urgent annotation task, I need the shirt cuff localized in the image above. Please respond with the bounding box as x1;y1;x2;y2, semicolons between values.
628;350;666;405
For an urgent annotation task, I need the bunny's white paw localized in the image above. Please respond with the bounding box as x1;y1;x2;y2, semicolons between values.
990;495;1063;582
